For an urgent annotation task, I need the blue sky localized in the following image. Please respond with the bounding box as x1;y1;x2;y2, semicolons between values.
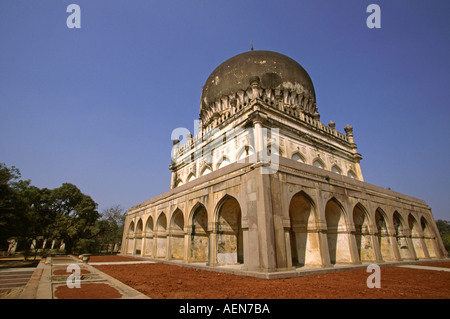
1;0;449;220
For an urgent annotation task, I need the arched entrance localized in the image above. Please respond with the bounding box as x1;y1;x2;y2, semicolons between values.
126;221;135;254
143;216;154;257
353;204;375;262
421;217;438;258
215;196;243;265
135;219;143;255
155;213;167;258
289;191;321;267
408;214;426;259
325;198;352;265
375;209;394;261
170;209;185;260
190;204;209;262
393;212;411;260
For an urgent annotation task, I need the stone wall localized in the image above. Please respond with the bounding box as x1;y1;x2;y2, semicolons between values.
122;155;447;273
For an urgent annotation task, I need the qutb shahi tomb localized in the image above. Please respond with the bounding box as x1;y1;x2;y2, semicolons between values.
121;50;447;275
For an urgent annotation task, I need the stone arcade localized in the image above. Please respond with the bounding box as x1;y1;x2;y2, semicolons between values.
121;50;447;273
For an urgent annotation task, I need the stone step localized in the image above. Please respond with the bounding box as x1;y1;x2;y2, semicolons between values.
0;273;32;278
0;281;30;288
0;268;35;295
0;276;31;282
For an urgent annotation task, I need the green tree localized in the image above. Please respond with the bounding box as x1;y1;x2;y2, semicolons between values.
436;219;450;253
0;163;29;250
1;162;103;256
49;183;100;254
96;205;126;252
19;184;61;258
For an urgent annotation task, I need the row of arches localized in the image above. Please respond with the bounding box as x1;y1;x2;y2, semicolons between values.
289;192;440;267
125;191;442;269
175;146;255;187
125;195;243;265
291;153;357;179
176;147;357;188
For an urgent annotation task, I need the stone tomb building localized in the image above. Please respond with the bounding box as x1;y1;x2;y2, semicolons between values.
121;50;447;273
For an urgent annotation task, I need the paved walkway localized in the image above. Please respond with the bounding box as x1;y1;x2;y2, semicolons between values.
0;267;35;294
16;255;150;299
395;264;450;272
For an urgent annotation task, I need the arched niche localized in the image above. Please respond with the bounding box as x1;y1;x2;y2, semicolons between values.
155;213;167;258
215;195;243;265
289;191;321;267
169;209;185;260
190;204;209;262
353;203;375;262
325;198;352;265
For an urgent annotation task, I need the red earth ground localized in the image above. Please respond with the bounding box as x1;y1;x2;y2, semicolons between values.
69;255;450;299
54;283;123;299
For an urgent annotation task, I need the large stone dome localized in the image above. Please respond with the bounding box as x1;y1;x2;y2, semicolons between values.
200;50;316;112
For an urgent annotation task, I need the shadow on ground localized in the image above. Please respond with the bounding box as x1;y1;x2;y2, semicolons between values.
0;259;41;269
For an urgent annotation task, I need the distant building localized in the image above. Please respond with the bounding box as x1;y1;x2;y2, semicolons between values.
121;50;447;272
